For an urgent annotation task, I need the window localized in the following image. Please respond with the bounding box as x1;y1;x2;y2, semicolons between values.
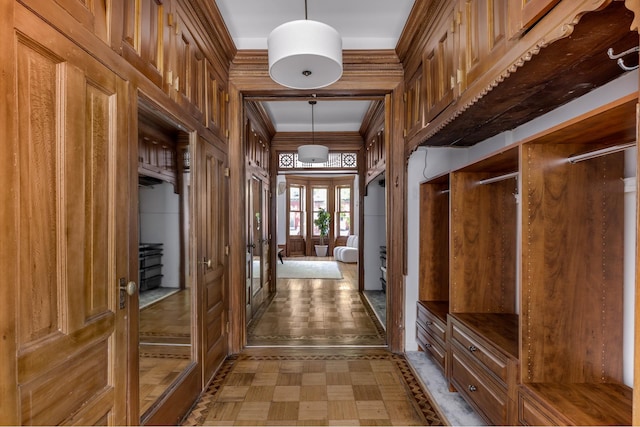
311;187;328;236
336;186;352;237
289;185;304;236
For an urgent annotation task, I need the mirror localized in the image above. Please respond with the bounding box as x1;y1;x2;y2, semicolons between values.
136;107;193;418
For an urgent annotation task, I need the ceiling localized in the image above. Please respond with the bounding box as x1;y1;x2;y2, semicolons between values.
214;0;415;133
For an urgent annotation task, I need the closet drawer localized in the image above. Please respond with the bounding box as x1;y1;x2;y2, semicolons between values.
416;323;445;371
518;391;560;426
450;320;508;386
451;350;508;425
416;302;446;343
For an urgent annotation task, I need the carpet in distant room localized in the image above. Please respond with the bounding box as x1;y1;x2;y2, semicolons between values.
277;260;343;279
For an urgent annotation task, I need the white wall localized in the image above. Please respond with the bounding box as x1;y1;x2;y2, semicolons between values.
363;175;386;290
404;70;638;388
139;181;181;288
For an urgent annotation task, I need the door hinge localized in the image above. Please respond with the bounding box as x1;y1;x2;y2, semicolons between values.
225;92;229;103
224;167;230;177
403;128;407;137
225;245;229;255
225;129;230;139
167;13;174;27
225;321;230;334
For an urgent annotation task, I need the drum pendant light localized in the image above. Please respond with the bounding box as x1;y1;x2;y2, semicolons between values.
297;100;329;163
268;0;343;89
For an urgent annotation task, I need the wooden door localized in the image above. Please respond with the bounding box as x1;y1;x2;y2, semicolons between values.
6;6;131;424
198;138;228;383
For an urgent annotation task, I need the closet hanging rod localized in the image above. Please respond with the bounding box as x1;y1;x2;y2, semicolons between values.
607;46;639;71
607;46;639;60
439;189;450;194
477;171;518;185
567;141;636;164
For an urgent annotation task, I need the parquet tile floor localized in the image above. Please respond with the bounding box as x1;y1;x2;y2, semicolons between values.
182;259;444;425
183;347;443;426
247;260;385;347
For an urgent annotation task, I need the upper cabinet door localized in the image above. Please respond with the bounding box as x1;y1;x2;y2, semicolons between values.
404;66;424;139
206;61;228;142
458;0;509;92
52;0;110;42
424;6;456;124
121;0;167;88
508;0;561;38
171;4;205;123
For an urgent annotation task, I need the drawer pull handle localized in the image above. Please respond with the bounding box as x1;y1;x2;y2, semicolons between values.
468;385;477;392
468;345;477;352
425;343;432;348
426;321;433;326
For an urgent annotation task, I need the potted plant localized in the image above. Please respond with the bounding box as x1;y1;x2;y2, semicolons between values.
313;207;331;256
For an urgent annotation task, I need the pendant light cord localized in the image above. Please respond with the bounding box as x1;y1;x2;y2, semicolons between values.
304;0;308;20
310;100;315;145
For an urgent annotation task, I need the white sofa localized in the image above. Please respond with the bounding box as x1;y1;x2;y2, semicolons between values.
334;235;358;263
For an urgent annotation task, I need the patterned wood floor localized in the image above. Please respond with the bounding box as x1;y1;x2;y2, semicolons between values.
183;347;443;426
248;260;385;346
182;259;443;425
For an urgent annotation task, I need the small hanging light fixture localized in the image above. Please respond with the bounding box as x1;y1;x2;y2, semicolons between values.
297;100;329;163
267;0;343;89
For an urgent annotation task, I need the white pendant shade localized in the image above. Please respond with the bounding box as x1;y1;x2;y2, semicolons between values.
298;144;329;163
268;19;343;89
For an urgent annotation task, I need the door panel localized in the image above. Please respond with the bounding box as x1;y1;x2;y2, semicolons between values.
198;138;228;382
14;8;129;425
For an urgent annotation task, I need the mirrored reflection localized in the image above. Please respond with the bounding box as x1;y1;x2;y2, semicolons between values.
137;145;192;417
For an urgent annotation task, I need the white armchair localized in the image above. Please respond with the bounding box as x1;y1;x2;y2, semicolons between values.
333;235;358;263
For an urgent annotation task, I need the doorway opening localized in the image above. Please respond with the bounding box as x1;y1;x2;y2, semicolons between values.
246;172;387;347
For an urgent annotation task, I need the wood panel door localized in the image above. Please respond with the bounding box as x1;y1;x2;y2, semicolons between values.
197;138;228;383
7;5;131;424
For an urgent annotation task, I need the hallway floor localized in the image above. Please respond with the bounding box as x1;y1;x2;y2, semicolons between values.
180;258;482;425
247;261;385;347
183;347;443;426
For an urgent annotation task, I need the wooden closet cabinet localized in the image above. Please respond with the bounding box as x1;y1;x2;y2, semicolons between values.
449;314;519;425
447;146;519;425
449;146;518;315
517;95;635;426
417;175;450;372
